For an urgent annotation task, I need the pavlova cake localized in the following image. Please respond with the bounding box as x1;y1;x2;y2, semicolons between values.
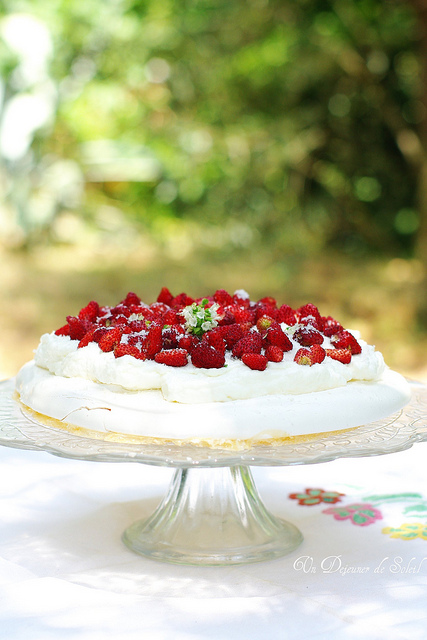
15;287;411;448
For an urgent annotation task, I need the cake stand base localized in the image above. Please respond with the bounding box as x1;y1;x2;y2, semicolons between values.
2;379;427;566
122;465;303;566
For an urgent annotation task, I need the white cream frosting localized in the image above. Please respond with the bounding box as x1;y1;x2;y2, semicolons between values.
16;362;411;442
15;326;412;445
32;331;386;404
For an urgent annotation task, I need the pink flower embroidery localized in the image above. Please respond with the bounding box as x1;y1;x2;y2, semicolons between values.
322;503;383;526
289;488;345;506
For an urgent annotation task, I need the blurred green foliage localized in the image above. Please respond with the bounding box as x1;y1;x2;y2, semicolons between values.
0;0;424;258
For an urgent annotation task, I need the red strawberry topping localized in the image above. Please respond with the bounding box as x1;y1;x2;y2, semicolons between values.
242;353;268;371
293;326;324;347
256;315;274;332
162;325;185;349
155;349;188;367
79;301;100;322
232;332;263;358
122;292;141;307
277;304;297;325
309;344;326;364
330;330;362;354
202;329;226;355
67;316;91;341
294;344;326;366
321;316;343;337
78;327;97;348
52;287;365;370
178;334;200;353
297;303;322;325
145;322;163;359
265;324;293;351
55;324;70;336
213;289;234;307
222;323;244;348
114;343;146;359
157;286;174;306
325;348;352;364
99;327;122;352
191;343;225;369
163;309;184;325
265;345;284;362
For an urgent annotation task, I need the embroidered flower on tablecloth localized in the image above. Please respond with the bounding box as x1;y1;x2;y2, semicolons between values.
382;523;427;541
289;488;345;506
322;503;382;526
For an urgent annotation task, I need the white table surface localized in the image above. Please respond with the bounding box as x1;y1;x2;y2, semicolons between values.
0;438;427;640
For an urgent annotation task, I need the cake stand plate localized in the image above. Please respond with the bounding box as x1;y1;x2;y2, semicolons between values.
1;379;427;565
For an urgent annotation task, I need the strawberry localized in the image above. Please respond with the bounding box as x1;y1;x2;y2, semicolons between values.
258;296;277;307
122;292;141;307
294;348;312;365
171;292;194;308
111;304;131;318
150;302;170;317
233;291;250;307
218;308;237;326
213;289;234;307
202;329;226;355
67;316;91;341
128;319;147;332
145;322;163;359
55;324;70;336
132;307;156;323
114;343;146;360
265;345;284;362
163;309;184;325
232;332;263;358
232;306;255;324
242;353;268;371
79;300;100;322
78;327;97;348
330;330;362;355
321;316;343;337
293;326;324;347
157;286;174;306
99;327;122;352
92;327;108;343
239;321;253;334
178;334;200;353
128;334;144;348
297;303;322;325
112;314;130;326
256;315;274;332
255;303;277;322
294;345;325;366
265;324;293;351
325;348;352;364
222;323;244;348
277;304;297;326
162;325;185;349
309;344;326;364
191;342;225;368
155;349;188;367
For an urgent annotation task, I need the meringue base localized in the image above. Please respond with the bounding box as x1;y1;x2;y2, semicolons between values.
15;361;412;450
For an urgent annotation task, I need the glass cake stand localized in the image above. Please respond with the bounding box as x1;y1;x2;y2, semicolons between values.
1;378;427;566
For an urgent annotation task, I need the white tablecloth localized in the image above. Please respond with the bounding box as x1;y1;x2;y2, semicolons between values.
1;440;427;639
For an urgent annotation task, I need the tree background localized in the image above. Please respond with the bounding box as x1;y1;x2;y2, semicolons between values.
0;0;426;379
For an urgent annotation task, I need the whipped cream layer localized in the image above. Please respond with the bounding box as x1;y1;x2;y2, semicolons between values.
16;362;411;442
33;332;386;404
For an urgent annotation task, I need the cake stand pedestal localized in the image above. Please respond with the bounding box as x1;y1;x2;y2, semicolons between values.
1;379;427;566
122;465;302;565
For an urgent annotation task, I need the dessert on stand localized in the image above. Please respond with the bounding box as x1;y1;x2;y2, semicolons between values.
2;287;424;565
